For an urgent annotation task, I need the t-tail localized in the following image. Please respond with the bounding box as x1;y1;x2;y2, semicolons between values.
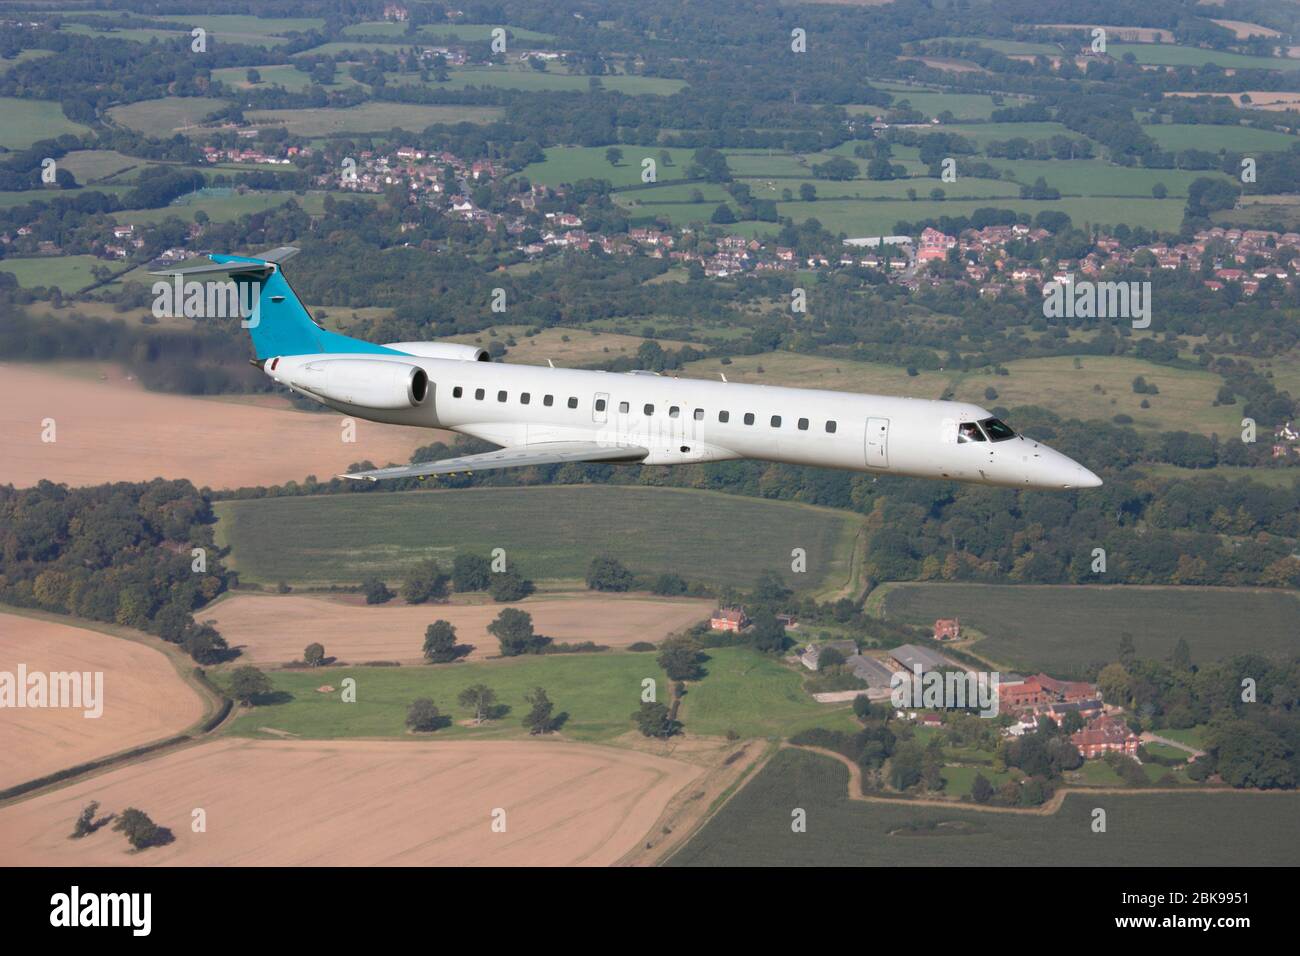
150;247;401;360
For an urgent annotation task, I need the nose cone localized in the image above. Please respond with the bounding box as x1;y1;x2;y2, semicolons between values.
1024;440;1102;490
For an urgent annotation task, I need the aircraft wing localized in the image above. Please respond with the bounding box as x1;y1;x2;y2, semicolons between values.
339;441;649;481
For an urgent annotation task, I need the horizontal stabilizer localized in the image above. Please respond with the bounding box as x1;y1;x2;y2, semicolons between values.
340;442;649;481
148;246;299;278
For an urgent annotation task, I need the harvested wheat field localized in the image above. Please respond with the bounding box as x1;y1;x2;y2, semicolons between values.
204;592;713;663
0;613;205;791
1210;19;1280;40
0;737;702;865
0;363;443;489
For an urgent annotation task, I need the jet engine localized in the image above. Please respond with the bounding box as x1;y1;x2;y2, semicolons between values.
288;359;428;410
384;342;490;362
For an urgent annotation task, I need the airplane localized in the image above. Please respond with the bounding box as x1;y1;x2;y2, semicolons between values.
153;248;1102;490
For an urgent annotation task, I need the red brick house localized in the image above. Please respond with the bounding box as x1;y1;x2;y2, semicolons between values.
1071;715;1140;759
710;607;748;632
932;618;960;641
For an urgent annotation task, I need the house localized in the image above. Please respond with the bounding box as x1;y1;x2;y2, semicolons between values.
998;675;1050;710
932;618;960;641
800;640;859;671
1071;715;1141;758
710;607;748;632
917;712;944;728
916;227;956;263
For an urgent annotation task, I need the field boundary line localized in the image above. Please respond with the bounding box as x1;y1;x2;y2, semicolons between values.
783;744;1300;817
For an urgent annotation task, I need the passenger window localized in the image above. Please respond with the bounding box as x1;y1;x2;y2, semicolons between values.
521;392;530;405
719;411;730;423
694;408;704;421
474;388;485;400
543;395;554;407
771;415;781;428
619;401;629;413
825;421;837;433
595;398;606;412
798;418;809;430
958;422;987;443
744;413;755;425
567;397;578;409
452;386;463;398
497;390;507;402
669;406;680;418
644;404;655;416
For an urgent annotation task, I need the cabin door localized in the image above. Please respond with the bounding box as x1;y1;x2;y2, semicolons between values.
593;392;609;425
865;417;889;468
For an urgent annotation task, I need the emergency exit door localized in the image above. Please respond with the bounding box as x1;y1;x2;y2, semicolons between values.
865;418;889;468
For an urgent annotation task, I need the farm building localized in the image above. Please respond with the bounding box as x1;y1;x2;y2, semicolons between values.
710;607;748;632
932;618;960;641
1071;715;1141;758
801;640;859;671
889;644;950;673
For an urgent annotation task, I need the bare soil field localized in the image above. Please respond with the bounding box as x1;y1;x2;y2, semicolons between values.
204;591;714;663
0;612;205;791
0;363;443;489
0;737;702;865
1211;19;1281;40
1167;91;1300;111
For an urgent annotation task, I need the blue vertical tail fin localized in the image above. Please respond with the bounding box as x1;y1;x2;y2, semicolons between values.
151;248;401;360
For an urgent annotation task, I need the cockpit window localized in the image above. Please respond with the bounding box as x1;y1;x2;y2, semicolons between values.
980;418;1016;442
957;422;987;443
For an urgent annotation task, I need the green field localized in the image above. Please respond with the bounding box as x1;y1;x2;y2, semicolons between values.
112;189;340;226
1138;463;1300;488
218;644;841;741
106;97;232;138
764;195;1185;234
679;647;859;738
879;582;1300;672
744;176;1021;201
0;98;91;150
56;150;140;184
68;13;324;48
0;255;107;293
1146;123;1299;154
1112;42;1300;73
518;146;697;188
856;89;1008;121
669;747;1300;865
387;66;686;96
341;21;555;43
245;103;502;136
219;652;668;741
212;64;364;92
950;356;1240;437
214;485;861;590
983;159;1232;198
0;49;54;74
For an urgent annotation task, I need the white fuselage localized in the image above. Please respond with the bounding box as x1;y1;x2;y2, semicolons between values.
266;353;1101;490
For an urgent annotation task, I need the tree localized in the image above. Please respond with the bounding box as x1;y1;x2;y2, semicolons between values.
889;741;924;790
406;698;447;732
799;182;817;202
488;570;534;602
489;607;549;655
632;701;680;737
229;665;272;705
522;686;557;734
71;801;100;839
651;573;687;595
971;773;994;804
749;608;789;654
817;647;847;669
710;203;736;224
657;636;705;681
303;642;325;667
362;576;394;605
457;684;498;724
423;620;460;663
452;553;492;592
113;808;162;851
401;559;449;604
586;555;635;591
605;147;623;166
246;68;261;84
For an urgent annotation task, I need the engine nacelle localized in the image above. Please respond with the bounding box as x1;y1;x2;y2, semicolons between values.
288;359;428;410
384;342;490;362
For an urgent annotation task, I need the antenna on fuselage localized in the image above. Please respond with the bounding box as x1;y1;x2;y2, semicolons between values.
719;372;728;383
547;359;555;368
